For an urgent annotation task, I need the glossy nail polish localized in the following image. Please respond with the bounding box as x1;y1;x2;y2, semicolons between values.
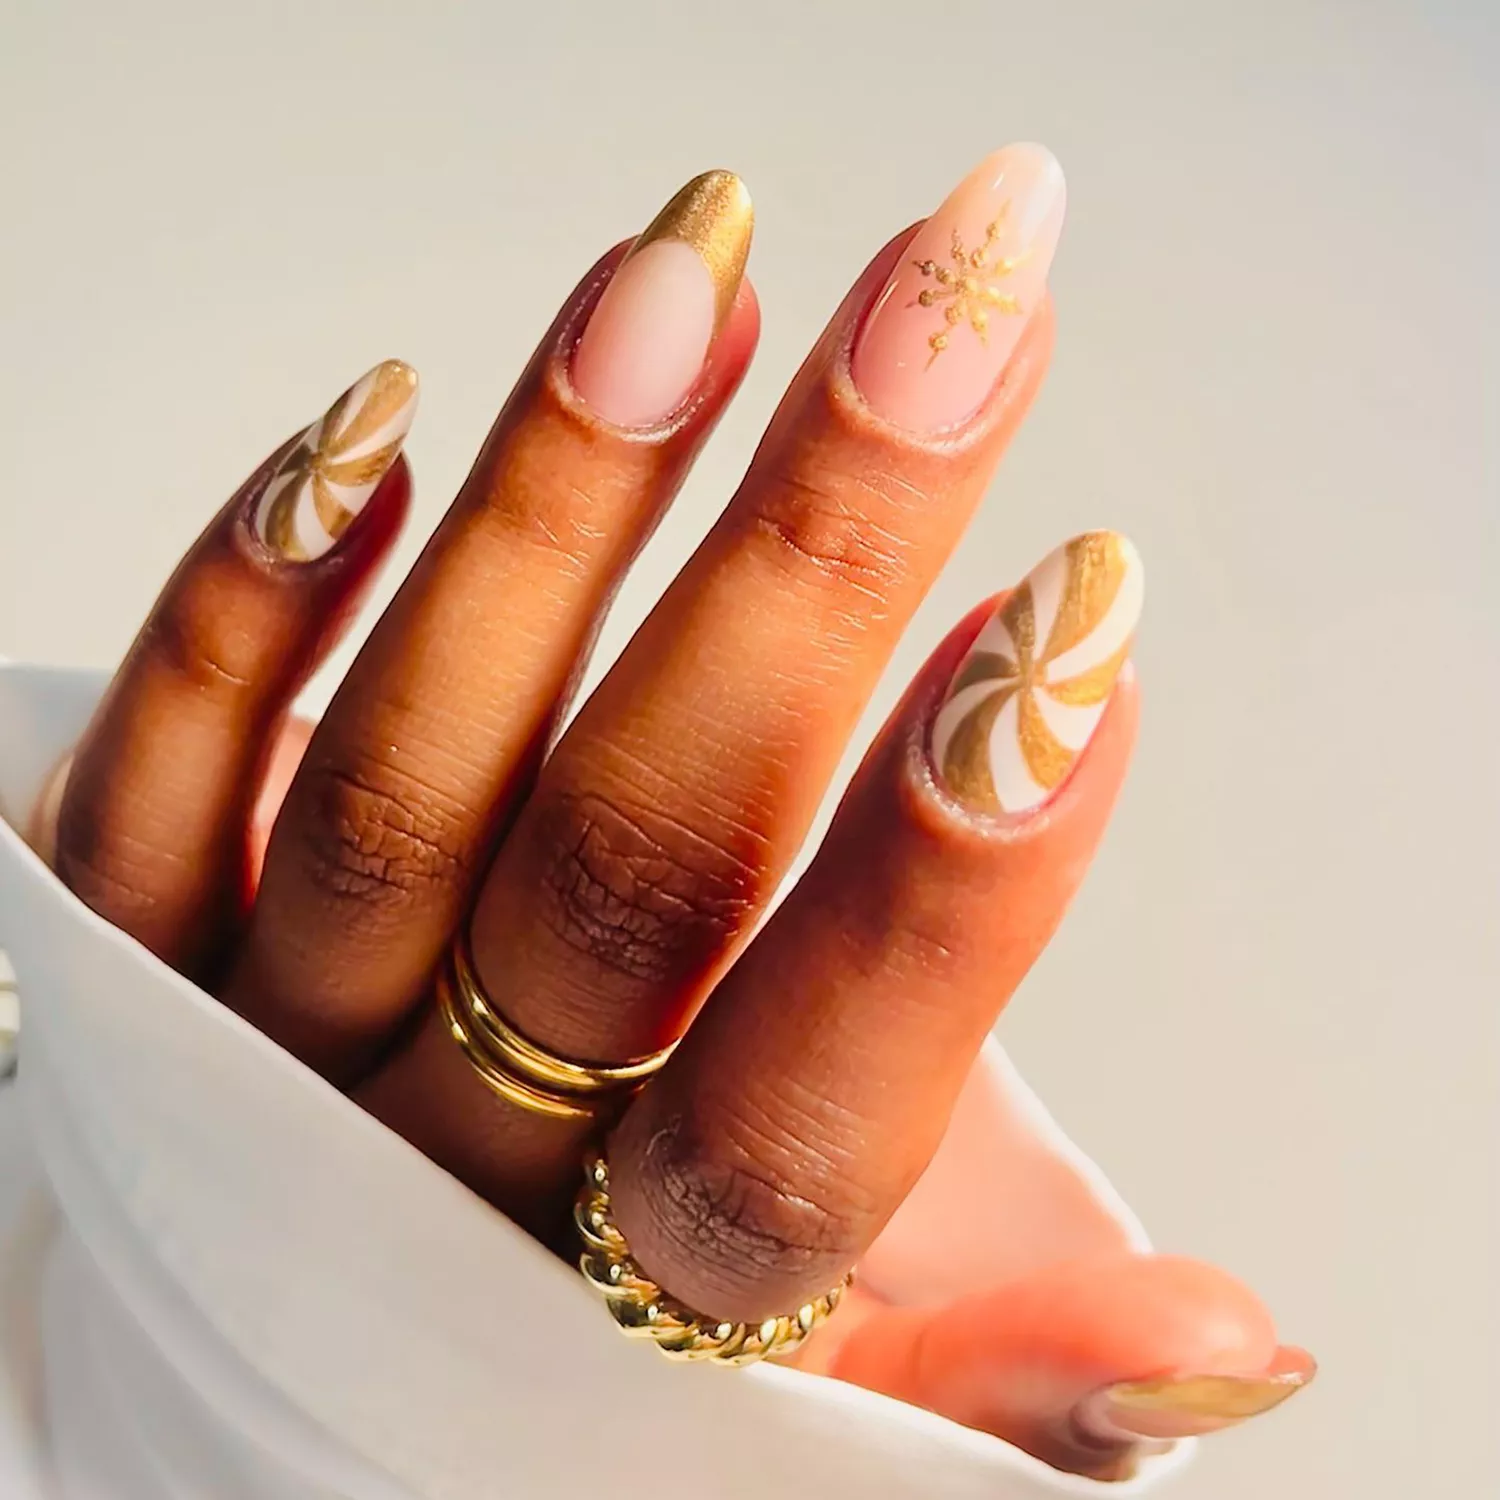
1079;1369;1313;1443
931;531;1142;815
252;359;419;563
571;170;753;427
853;143;1065;432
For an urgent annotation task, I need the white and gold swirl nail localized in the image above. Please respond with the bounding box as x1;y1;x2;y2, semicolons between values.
252;359;419;562
931;531;1143;814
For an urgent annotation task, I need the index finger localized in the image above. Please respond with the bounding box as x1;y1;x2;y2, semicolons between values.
608;555;1142;1320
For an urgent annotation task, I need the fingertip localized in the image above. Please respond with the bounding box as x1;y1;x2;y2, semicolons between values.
916;1253;1276;1394
1055;1253;1280;1374
703;270;762;395
831;1252;1292;1476
727;272;761;344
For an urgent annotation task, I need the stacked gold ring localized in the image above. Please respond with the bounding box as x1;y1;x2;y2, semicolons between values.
438;939;676;1120
575;1152;852;1366
439;942;851;1365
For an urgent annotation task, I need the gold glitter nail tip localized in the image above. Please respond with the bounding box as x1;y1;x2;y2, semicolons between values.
930;531;1143;815
1099;1367;1313;1439
628;170;754;333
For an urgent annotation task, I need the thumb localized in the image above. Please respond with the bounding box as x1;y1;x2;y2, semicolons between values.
827;1251;1314;1481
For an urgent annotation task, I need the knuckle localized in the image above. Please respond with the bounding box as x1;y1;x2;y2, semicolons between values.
142;594;259;702
632;1097;872;1310
531;790;761;995
474;446;610;579
746;461;921;605
53;816;171;939
294;756;470;913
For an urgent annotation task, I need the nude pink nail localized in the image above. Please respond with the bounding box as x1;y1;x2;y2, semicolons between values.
572;171;753;427
852;143;1066;433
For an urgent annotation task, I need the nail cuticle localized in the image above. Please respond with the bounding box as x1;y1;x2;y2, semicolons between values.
834;306;1049;453
923;662;1138;837
551;251;699;439
553;347;711;442
835;232;1053;452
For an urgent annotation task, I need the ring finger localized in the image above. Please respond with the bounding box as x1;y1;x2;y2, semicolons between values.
607;530;1144;1318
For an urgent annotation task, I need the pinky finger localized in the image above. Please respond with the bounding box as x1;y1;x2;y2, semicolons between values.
54;361;417;975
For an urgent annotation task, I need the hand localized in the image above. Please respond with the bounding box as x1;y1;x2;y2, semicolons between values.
43;148;1311;1480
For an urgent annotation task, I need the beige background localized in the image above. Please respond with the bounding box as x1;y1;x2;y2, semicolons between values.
1;1;1495;1495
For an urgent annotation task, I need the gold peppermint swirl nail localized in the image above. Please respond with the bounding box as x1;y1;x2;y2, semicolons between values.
255;359;419;562
930;531;1143;814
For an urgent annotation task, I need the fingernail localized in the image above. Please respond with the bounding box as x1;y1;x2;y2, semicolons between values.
571;170;753;426
1079;1369;1314;1443
930;531;1142;815
252;359;419;562
852;143;1065;433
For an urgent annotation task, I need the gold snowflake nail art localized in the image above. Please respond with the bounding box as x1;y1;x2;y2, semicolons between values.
931;532;1143;814
912;203;1029;367
253;360;419;562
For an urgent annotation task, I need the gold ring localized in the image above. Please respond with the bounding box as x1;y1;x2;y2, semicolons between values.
574;1152;852;1366
438;939;674;1121
450;940;675;1094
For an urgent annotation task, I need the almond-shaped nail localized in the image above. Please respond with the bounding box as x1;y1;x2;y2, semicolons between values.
571;170;753;427
252;359;419;563
853;143;1065;433
931;531;1142;814
1079;1369;1313;1443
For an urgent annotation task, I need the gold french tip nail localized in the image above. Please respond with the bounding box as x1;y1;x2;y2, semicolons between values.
628;169;753;334
1101;1369;1313;1438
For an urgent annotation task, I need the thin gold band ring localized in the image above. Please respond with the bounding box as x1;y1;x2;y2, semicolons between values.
439;938;675;1120
450;939;675;1096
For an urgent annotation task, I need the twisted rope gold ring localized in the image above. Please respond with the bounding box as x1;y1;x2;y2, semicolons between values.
575;1152;852;1366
